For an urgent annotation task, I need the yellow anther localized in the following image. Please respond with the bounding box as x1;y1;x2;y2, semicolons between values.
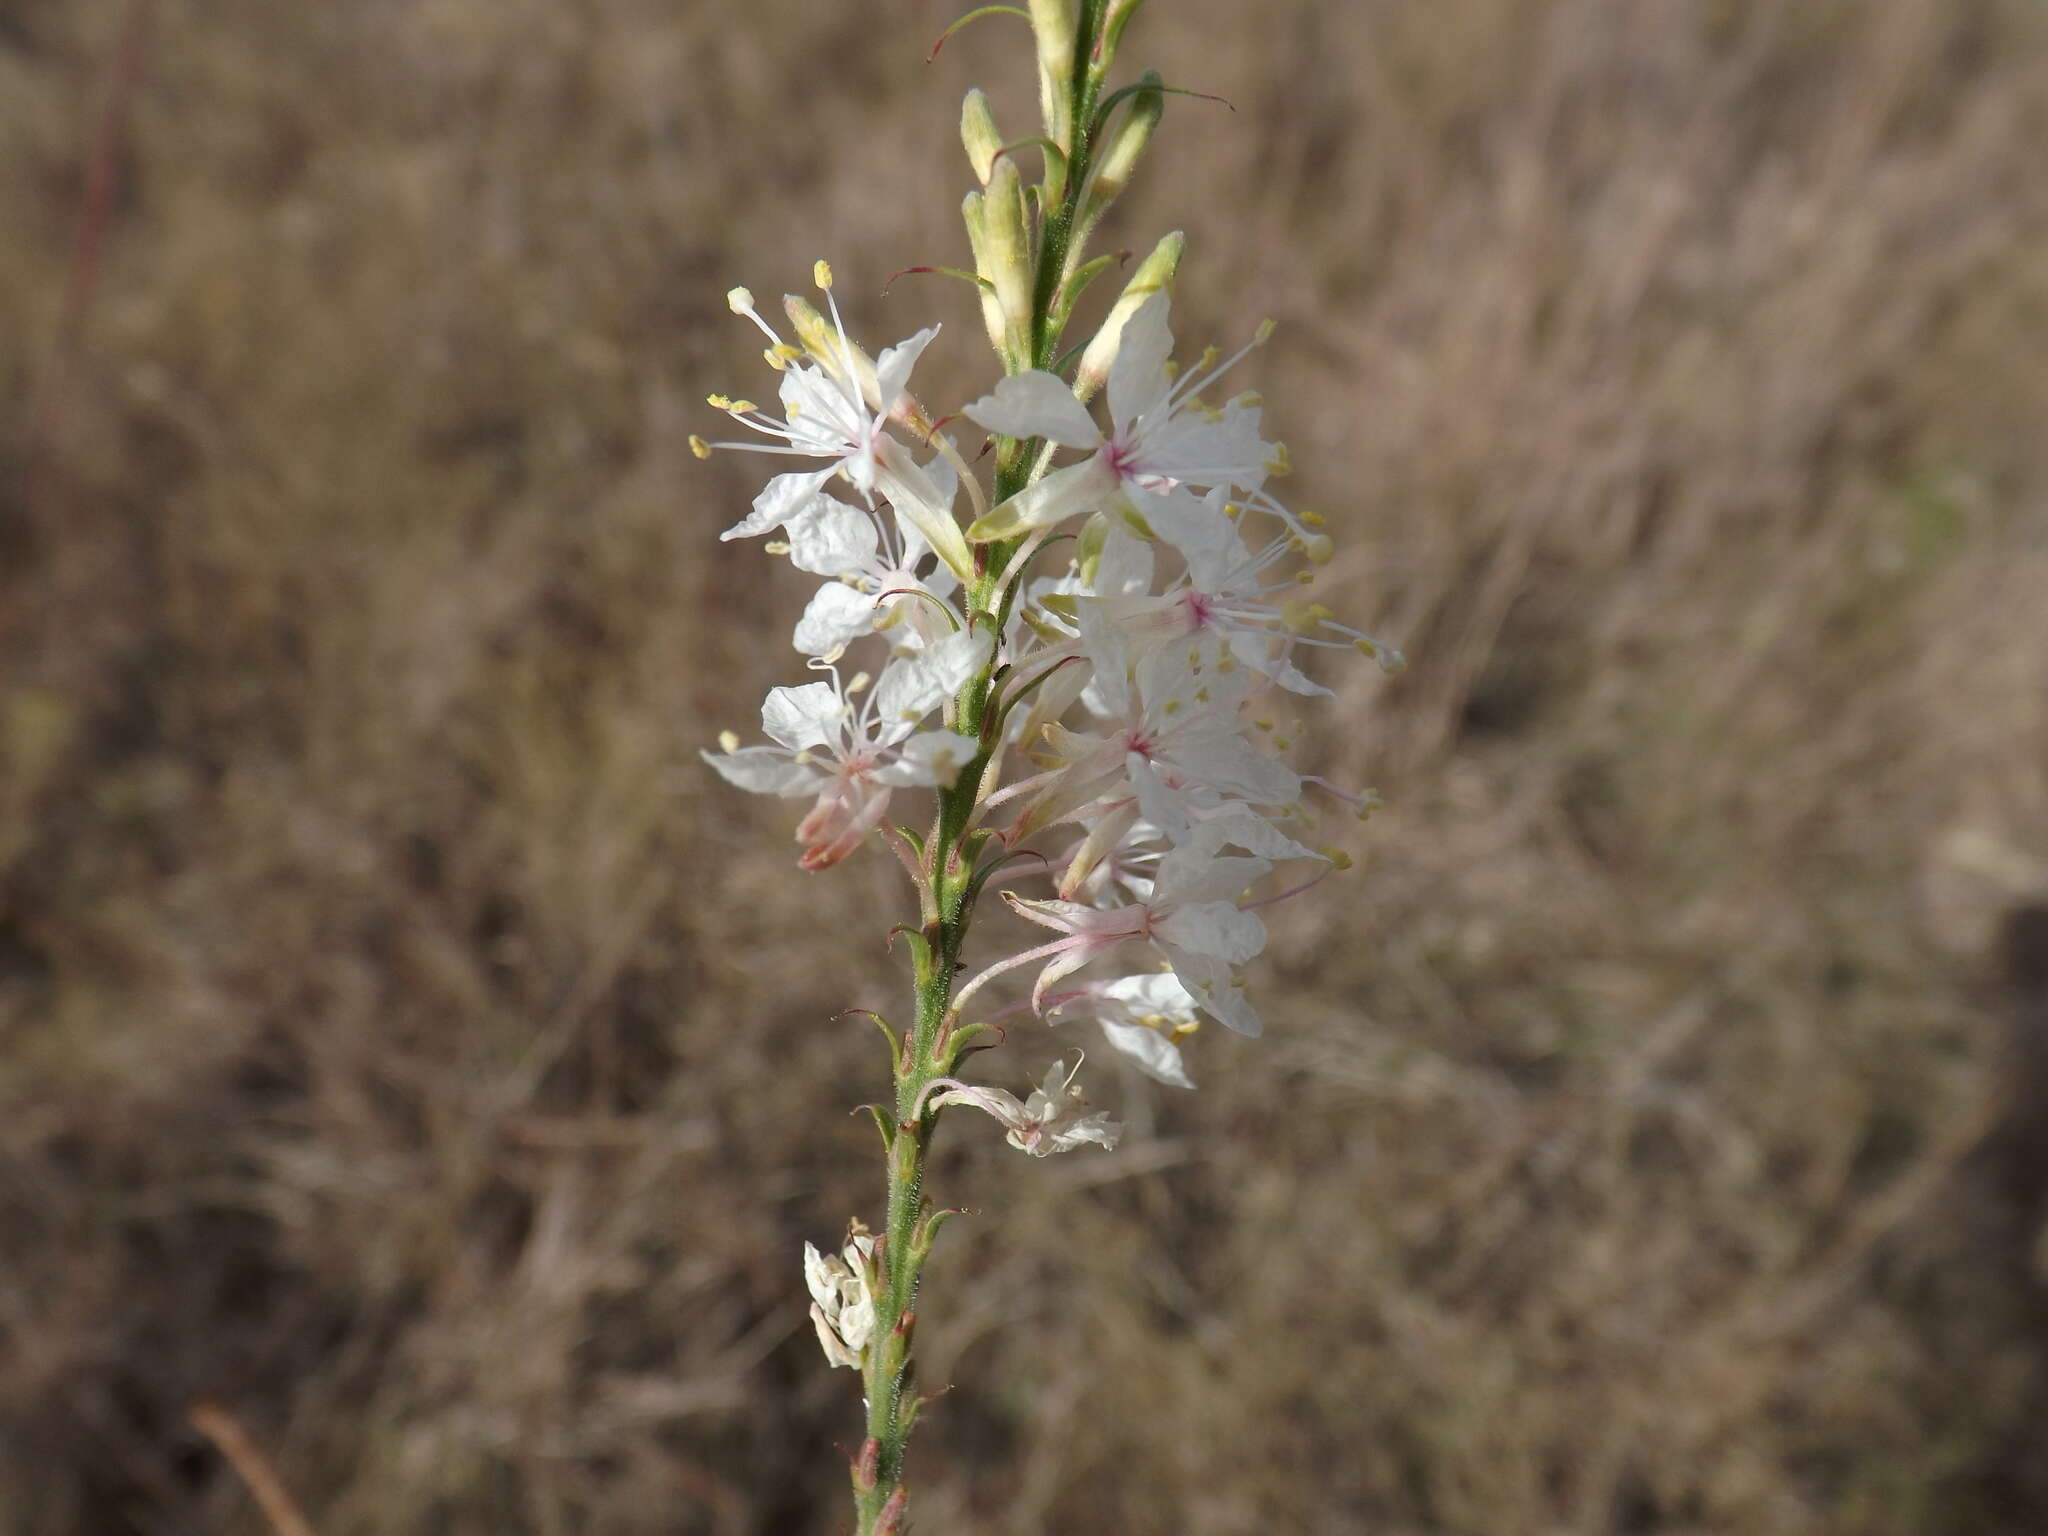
1254;718;1275;731
813;259;834;291
1279;598;1316;634
1216;653;1237;674
1238;391;1264;409
707;392;731;410
1320;846;1354;871
727;286;756;314
688;435;712;459
1162;698;1182;715
1295;570;1316;585
763;346;790;371
718;730;741;754
794;749;815;765
1198;344;1220;372
1194;687;1211;704
1265;442;1293;477
1308;603;1334;623
847;670;872;695
1275;737;1291;751
1162;359;1182;383
1254;317;1276;345
1299;509;1327;528
764;540;791;555
1222;501;1243;519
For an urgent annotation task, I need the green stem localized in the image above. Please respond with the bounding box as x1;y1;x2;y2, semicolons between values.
851;6;1125;1529
853;763;978;1532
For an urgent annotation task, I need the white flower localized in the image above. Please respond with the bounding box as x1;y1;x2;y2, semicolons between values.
953;841;1271;1033
925;1056;1122;1156
704;278;975;580
1044;972;1204;1089
702;630;990;869
996;600;1299;849
1102;487;1404;697
785;466;963;659
804;1227;876;1370
962;293;1276;539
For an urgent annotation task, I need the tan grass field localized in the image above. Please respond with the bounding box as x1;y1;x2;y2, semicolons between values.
5;1;2048;1531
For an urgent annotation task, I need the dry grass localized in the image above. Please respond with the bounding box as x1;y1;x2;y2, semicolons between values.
4;1;2048;1531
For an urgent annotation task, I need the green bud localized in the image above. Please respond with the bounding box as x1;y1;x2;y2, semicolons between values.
960;88;1002;186
1083;69;1163;218
1075;511;1109;585
1028;0;1077;147
960;191;1013;358
1077;229;1183;399
984;157;1036;363
1103;0;1151;58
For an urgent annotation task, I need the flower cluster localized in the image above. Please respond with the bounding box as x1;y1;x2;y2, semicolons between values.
695;8;1401;1464
703;273;1395;1091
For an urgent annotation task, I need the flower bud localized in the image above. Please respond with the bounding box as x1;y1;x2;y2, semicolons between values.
1077;229;1183;400
960;89;1003;186
1102;0;1151;57
1083;70;1163;219
983;157;1036;363
1028;0;1078;145
960;191;1012;357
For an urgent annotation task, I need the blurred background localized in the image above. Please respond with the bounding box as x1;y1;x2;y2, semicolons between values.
5;1;2048;1531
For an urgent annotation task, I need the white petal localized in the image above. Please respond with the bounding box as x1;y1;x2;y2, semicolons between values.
1099;1019;1196;1089
1095;972;1201;1014
1091;519;1156;597
1155;900;1266;966
969;456;1120;542
722;469;833;541
876;449;975;583
792;582;878;657
872;627;992;728
1073;598;1136;719
701;747;819;797
1155;842;1272;905
1166;727;1302;806
1162;948;1264;1037
874;730;980;788
1187;806;1321;863
761;682;846;752
811;1303;864;1370
1134;400;1269;492
874;326;939;409
1148;488;1247;587
802;1242;837;1311
1128;753;1193;843
963;371;1104;449
1044;1112;1122;1153
786;500;880;577
1107;292;1177;432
